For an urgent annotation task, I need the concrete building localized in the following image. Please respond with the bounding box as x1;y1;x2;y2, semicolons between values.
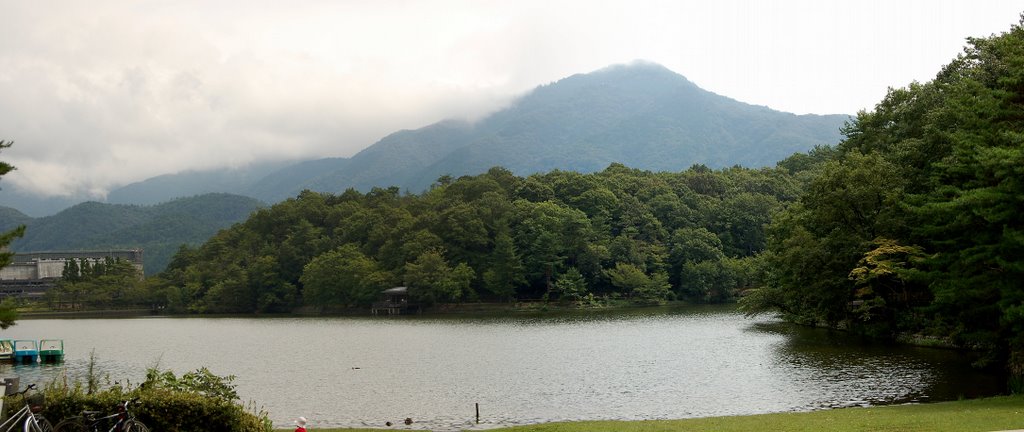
0;250;144;298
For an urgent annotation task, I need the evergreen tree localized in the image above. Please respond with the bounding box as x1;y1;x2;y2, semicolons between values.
0;141;24;329
482;225;526;301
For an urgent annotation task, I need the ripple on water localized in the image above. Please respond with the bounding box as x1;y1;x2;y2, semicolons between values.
0;309;1001;429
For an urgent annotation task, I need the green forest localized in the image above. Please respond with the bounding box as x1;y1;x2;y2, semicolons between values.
741;20;1024;389
152;162;787;312
17;17;1024;391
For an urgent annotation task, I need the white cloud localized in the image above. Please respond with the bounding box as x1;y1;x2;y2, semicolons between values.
0;0;1020;198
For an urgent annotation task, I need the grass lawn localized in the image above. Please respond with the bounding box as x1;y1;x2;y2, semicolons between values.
279;395;1024;432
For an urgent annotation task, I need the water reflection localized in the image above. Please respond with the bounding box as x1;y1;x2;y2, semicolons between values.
0;307;1003;430
747;320;1001;406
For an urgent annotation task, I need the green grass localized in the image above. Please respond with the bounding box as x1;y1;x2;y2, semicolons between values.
282;395;1024;431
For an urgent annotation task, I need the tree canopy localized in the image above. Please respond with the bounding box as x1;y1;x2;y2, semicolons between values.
741;17;1024;391
153;163;796;312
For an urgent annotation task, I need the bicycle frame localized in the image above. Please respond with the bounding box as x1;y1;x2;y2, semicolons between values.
0;384;51;432
0;404;31;431
56;398;145;432
0;403;47;432
85;412;122;432
21;409;49;432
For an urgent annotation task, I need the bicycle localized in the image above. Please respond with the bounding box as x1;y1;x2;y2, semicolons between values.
52;398;148;432
0;383;54;432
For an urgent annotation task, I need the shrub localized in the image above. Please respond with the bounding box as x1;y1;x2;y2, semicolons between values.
43;367;271;432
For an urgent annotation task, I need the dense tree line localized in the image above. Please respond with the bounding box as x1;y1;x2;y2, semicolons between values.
742;18;1024;390
148;163;797;313
47;257;153;310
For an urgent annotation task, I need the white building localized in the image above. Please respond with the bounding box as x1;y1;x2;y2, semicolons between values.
0;250;144;298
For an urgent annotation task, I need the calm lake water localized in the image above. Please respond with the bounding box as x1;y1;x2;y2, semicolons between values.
0;306;1002;430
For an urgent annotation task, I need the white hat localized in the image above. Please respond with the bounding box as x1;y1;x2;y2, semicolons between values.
296;417;307;426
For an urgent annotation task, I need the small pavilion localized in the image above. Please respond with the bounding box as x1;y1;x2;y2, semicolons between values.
371;286;412;315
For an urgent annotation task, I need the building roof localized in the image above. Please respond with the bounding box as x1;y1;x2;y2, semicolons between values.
382;286;408;295
12;250;144;265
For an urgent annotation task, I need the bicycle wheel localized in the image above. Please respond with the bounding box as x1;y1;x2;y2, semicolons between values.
23;416;54;432
123;419;149;432
51;417;86;432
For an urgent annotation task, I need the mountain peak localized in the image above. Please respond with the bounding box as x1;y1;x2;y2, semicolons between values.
592;60;686;78
548;60;697;90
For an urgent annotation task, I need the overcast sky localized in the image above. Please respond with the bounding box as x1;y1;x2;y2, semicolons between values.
1;1;1021;199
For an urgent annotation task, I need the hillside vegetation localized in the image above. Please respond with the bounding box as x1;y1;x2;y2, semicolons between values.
0;205;31;232
154;163;792;313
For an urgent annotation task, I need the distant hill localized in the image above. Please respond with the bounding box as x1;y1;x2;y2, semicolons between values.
0;190;82;218
249;62;849;199
399;63;848;190
6;62;849;215
242;157;355;203
0;206;31;232
106;160;295;206
4;193;265;274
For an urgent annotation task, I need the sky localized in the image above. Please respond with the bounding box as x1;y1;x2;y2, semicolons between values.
1;0;1021;199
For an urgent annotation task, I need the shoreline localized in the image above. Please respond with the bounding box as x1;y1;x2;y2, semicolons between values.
17;308;159;319
14;303;981;349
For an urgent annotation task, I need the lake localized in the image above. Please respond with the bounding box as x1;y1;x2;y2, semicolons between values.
0;306;1002;430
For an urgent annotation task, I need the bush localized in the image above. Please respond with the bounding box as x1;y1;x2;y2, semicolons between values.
43;367;271;432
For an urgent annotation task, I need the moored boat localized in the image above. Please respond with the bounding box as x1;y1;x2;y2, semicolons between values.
39;339;64;363
13;340;37;364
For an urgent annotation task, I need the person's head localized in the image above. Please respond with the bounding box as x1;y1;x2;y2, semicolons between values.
296;417;307;427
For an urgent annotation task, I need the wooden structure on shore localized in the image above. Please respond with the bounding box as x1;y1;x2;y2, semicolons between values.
371;286;418;315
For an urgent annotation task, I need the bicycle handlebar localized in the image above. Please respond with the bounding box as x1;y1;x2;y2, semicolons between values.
9;383;37;396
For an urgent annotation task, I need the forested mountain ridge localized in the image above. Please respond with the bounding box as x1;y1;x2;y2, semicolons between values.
26;62;846;214
4;193;264;274
411;63;845;180
245;62;849;202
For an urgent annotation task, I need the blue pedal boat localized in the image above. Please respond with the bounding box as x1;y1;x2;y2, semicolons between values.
13;340;38;364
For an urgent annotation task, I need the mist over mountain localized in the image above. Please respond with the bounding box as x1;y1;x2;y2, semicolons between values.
105;160;297;206
404;63;847;188
258;62;847;199
0;191;83;218
5;62;848;215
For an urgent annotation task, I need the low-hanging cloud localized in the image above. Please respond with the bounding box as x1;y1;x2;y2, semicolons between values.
0;1;527;198
1;0;1021;199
